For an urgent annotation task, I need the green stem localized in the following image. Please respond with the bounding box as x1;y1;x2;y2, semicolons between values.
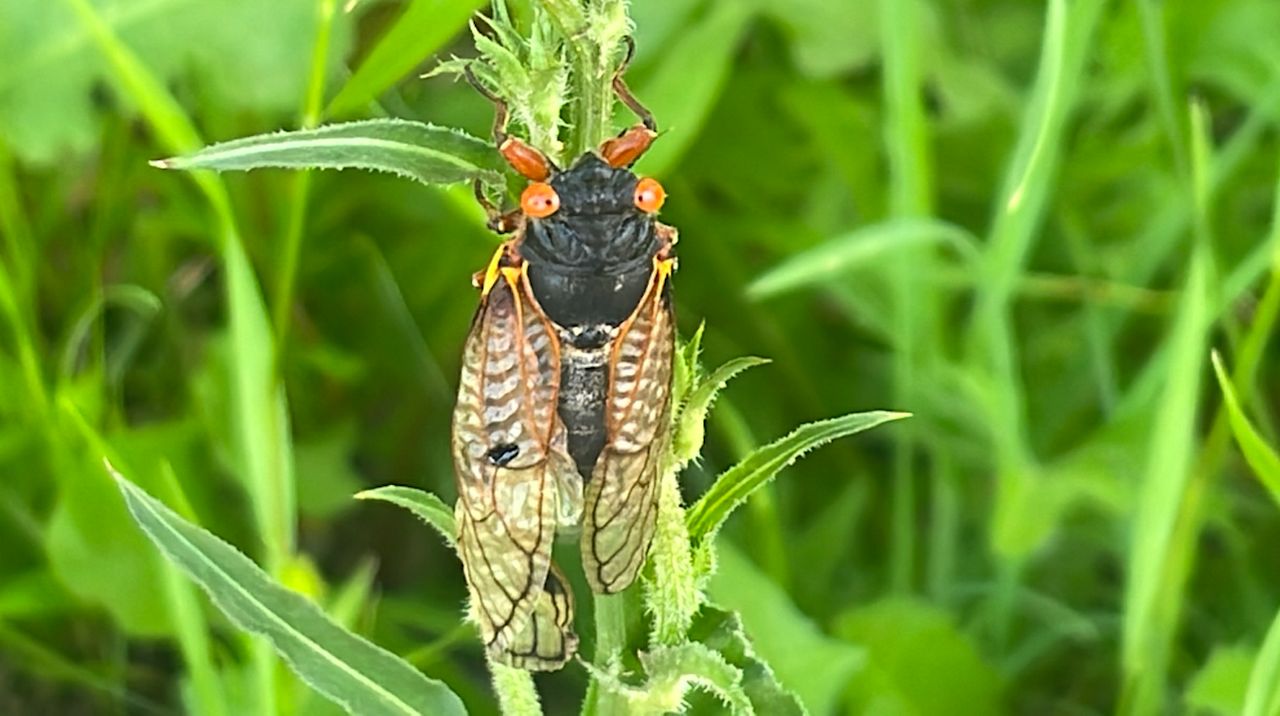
592;593;630;715
881;0;935;596
489;660;544;716
646;464;699;645
272;0;338;346
538;0;626;157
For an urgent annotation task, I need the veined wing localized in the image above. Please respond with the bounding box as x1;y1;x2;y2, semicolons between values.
452;258;580;659
491;564;579;671
582;258;676;594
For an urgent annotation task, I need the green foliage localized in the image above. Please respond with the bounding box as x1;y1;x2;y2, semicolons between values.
1247;614;1280;716
747;218;978;300
686;607;805;716
355;486;457;547
327;0;486;118
1212;352;1280;507
707;544;863;715
5;0;1280;713
1187;646;1255;716
0;0;352;163
113;468;466;716
836;599;1003;716
686;411;910;547
155;120;505;187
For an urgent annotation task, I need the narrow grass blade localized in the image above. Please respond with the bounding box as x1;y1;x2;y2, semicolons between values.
1245;610;1280;716
153;120;503;186
748;218;978;300
686;411;909;544
61;0;298;709
326;0;485;117
111;467;466;716
1210;352;1280;508
1121;117;1215;712
355;486;456;547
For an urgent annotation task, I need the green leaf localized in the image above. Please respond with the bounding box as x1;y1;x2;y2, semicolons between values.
325;0;485;118
1121;104;1215;710
671;322;706;408
672;356;770;469
688;606;806;716
1210;351;1280;509
834;598;1003;716
747;218;980;300
1187;646;1254;716
153;120;503;186
110;467;466;716
639;642;753;716
749;0;878;78
47;398;177;636
295;427;365;520
585;639;754;716
1245;610;1280;716
686;411;910;545
632;1;755;176
355;486;456;547
0;0;352;164
0;571;75;620
707;543;862;716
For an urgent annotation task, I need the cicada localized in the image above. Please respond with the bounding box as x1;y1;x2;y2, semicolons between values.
451;51;676;670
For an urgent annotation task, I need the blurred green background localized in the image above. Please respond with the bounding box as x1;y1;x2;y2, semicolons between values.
2;0;1280;713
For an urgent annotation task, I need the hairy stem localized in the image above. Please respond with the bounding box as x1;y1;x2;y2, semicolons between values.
490;660;543;716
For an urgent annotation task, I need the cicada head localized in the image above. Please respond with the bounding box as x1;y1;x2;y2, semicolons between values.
519;153;663;273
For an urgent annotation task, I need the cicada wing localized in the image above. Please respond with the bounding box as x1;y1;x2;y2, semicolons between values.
582;261;676;594
452;266;578;653
487;563;579;671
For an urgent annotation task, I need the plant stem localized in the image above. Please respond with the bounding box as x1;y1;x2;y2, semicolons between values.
646;464;699;645
272;0;337;347
538;0;626;158
490;660;543;716
592;593;629;715
881;0;935;596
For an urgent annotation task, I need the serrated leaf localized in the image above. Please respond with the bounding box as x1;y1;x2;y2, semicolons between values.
639;643;753;716
1210;351;1280;510
110;468;465;716
747;218;979;300
688;606;807;716
672;356;770;469
325;0;485;117
355;486;456;547
686;411;910;544
154;120;503;186
671;323;706;407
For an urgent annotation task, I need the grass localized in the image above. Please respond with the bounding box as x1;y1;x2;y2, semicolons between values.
2;0;1280;714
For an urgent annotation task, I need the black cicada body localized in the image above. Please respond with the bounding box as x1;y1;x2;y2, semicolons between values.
451;63;676;671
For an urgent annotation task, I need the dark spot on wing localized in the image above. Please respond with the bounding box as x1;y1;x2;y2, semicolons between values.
487;443;520;466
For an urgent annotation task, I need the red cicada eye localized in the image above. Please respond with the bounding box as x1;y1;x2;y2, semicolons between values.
634;177;665;213
520;182;561;218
